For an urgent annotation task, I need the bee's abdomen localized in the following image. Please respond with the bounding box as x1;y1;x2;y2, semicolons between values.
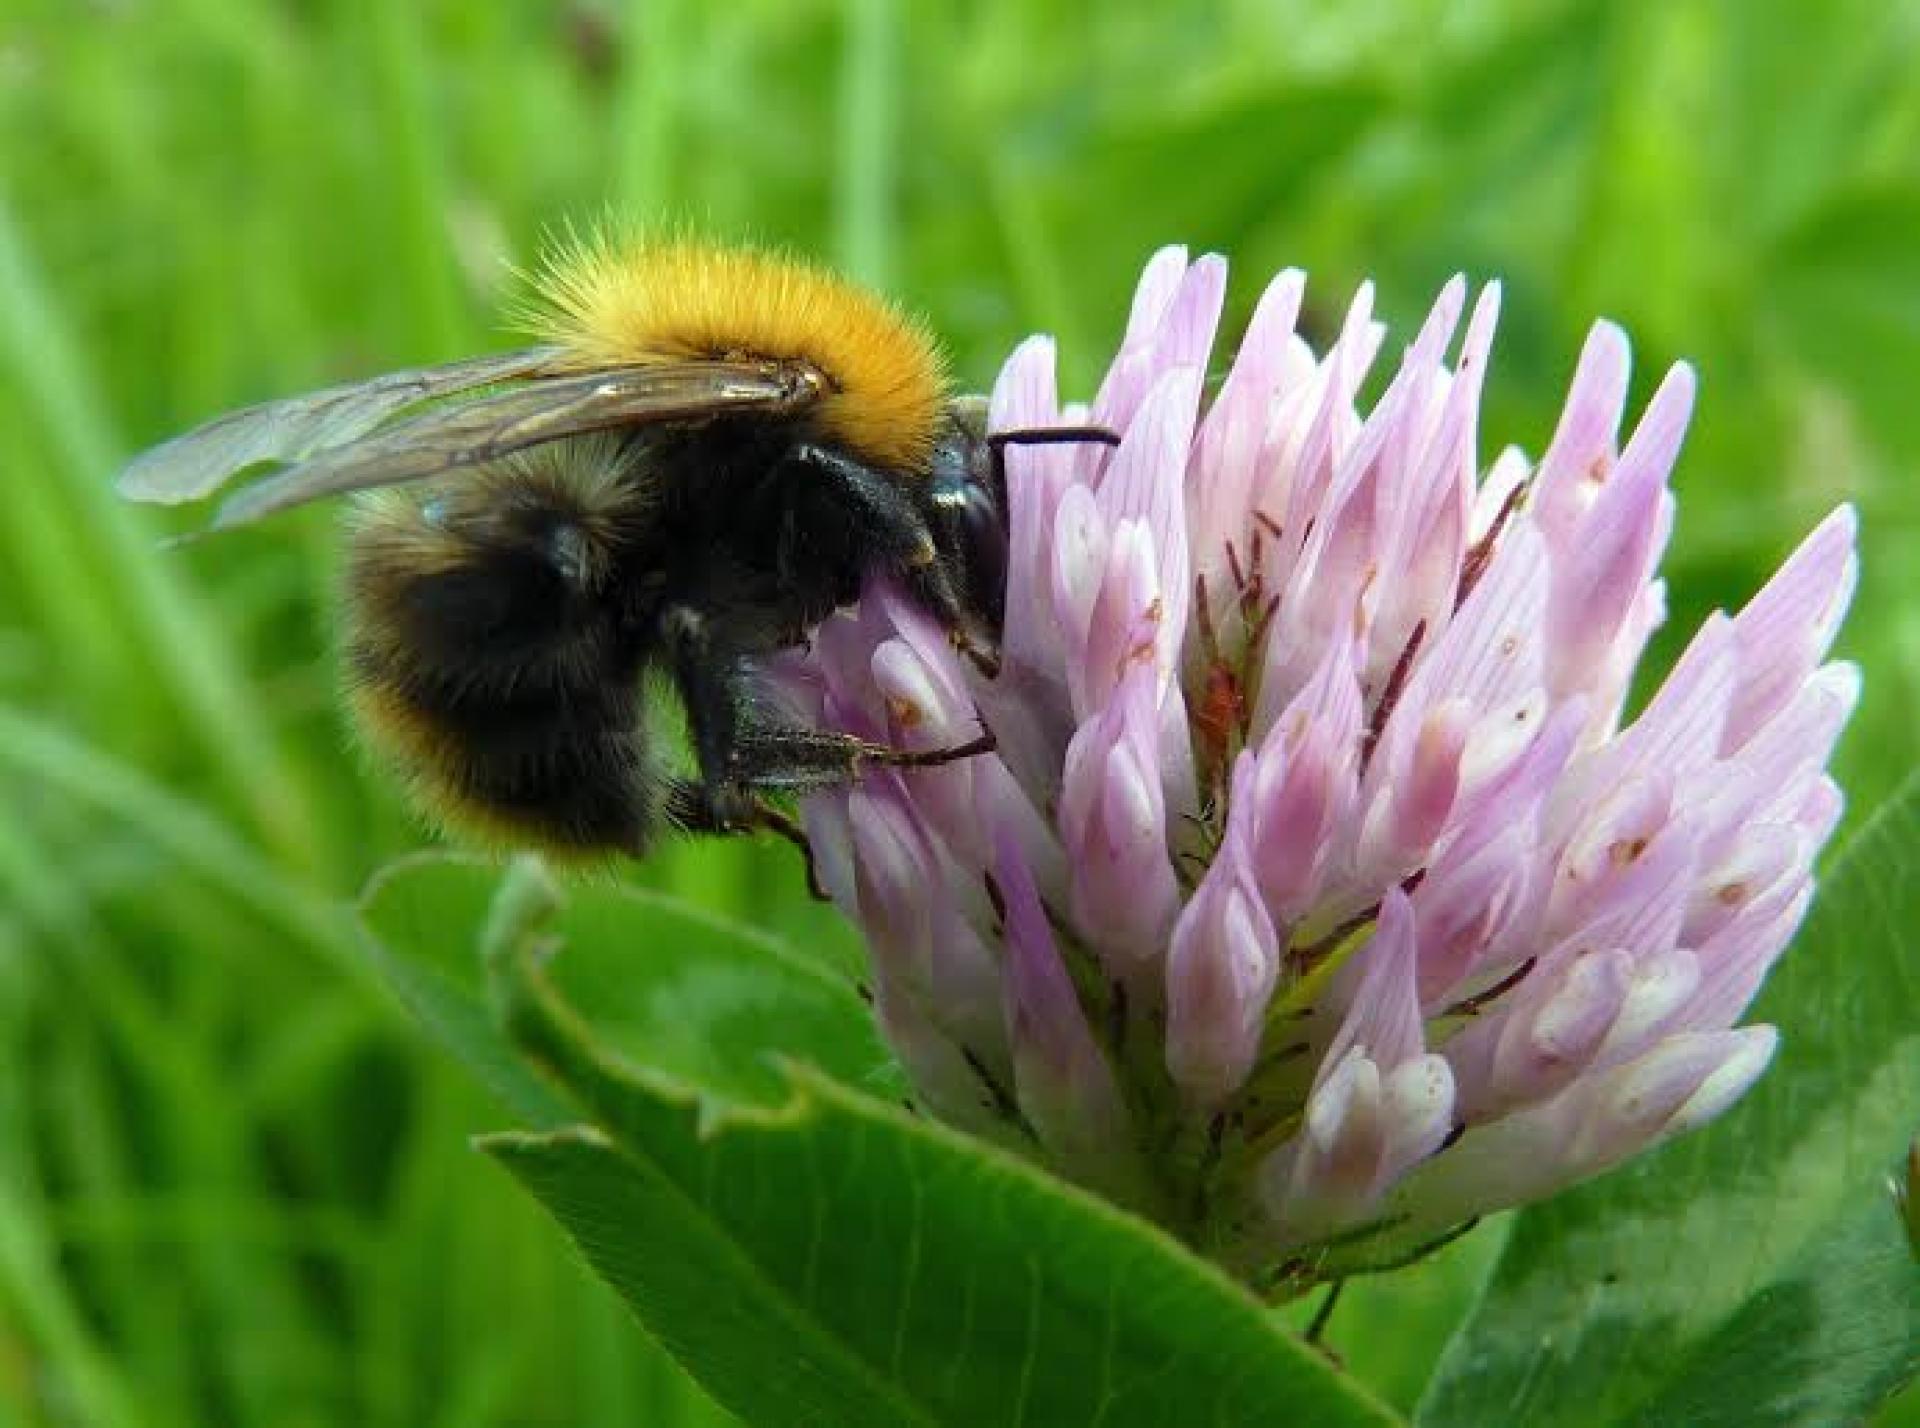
346;648;656;852
340;455;661;856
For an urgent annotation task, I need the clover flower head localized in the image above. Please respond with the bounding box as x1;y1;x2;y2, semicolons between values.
782;249;1857;1284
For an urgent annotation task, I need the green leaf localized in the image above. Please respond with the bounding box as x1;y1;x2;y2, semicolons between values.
1419;777;1920;1427
1629;1198;1920;1427
362;856;1401;1428
360;852;896;1119
360;854;575;1126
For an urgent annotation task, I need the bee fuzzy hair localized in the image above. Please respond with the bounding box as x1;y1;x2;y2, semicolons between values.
521;230;950;474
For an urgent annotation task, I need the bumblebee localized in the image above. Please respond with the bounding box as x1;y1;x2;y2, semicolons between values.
118;237;1114;860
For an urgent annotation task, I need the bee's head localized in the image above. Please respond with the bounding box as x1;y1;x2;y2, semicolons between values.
928;397;1007;635
926;400;1125;643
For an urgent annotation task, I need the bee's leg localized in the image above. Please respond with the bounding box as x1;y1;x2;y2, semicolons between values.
740;800;830;900
659;602;995;803
658;601;992;897
790;443;1002;677
650;614;824;890
662;776;828;899
732;725;998;784
657;604;762;827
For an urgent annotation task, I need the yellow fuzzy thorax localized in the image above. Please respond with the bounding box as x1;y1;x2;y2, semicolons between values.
525;236;950;474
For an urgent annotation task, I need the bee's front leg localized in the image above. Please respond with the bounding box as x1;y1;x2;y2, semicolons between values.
789;442;1003;678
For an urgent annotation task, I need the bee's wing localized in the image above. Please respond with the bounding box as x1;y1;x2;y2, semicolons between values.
206;358;822;530
116;347;567;506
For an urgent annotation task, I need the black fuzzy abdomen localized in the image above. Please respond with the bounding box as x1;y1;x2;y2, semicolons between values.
346;641;656;851
340;446;664;855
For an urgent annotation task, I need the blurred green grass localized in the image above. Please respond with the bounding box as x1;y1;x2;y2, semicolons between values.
0;1;1915;1423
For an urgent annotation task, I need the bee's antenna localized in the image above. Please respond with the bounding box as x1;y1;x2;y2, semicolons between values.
985;424;1122;506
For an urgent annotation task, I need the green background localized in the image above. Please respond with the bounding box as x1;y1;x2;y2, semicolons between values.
1;1;1915;1423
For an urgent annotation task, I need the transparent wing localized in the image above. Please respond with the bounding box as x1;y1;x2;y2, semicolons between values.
205;358;823;530
116;347;566;505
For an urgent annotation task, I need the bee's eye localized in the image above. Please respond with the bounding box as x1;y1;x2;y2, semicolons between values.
936;477;1006;630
